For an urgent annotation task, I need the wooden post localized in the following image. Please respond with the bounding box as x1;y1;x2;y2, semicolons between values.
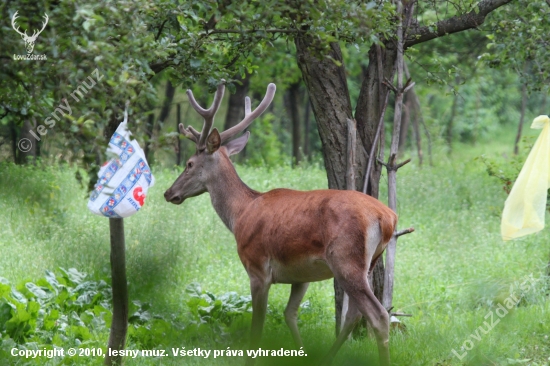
105;218;128;365
381;0;416;311
104;105;129;365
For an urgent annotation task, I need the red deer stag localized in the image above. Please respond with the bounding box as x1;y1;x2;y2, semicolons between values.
164;81;397;366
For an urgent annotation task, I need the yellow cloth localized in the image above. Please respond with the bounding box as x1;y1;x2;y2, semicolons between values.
501;115;550;240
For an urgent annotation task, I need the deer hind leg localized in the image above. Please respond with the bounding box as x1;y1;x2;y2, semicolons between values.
345;282;390;366
284;282;309;347
320;292;362;366
324;232;390;366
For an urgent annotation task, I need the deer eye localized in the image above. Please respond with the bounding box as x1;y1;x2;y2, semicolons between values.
187;162;193;169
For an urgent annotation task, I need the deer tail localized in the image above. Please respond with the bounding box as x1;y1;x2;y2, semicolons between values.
379;211;398;244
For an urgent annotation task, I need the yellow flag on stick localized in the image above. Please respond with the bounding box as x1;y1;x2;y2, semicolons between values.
501;115;550;240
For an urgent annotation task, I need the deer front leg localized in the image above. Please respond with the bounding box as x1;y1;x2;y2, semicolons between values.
245;276;271;366
284;282;309;348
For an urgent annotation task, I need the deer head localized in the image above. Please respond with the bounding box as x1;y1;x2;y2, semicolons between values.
164;80;276;205
12;11;49;54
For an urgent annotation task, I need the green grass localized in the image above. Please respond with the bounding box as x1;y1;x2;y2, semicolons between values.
0;132;549;365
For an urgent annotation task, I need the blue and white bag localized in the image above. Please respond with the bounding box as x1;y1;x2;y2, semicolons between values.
88;111;155;218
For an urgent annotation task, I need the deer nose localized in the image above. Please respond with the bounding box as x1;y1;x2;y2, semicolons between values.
164;189;182;204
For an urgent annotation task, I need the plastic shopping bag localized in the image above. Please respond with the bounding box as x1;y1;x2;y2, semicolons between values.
501;115;550;240
87;112;155;218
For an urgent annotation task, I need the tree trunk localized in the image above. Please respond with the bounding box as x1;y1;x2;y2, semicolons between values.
446;91;458;154
514;82;527;155
224;74;251;130
356;44;397;200
176;103;182;166
285;81;303;165
304;96;311;158
17;118;37;164
410;97;423;166
9;120;18;163
399;101;410;153
158;81;176;126
404;62;423;165
146;80;175;165
144;109;155;162
296;32;398;331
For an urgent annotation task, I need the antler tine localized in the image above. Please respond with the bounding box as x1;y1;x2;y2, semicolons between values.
220;83;276;143
179;123;199;143
187;125;201;137
11;11;27;37
186;81;225;148
244;96;251;115
37;13;49;34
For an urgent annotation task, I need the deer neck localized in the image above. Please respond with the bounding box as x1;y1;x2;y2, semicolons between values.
206;156;259;233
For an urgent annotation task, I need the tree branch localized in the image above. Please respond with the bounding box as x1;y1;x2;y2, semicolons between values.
155;19;168;41
206;28;304;35
405;0;514;47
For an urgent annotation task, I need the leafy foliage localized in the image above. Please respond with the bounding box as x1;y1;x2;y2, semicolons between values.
0;268;111;361
481;0;550;92
183;282;252;343
0;268;258;363
245;113;287;167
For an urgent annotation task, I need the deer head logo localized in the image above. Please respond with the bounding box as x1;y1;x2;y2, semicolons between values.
11;11;49;54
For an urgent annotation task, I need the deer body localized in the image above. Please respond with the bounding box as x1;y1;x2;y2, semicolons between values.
164;82;396;366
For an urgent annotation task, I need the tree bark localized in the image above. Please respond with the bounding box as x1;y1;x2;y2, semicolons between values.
446;91;459;154
404;62;424;165
514;82;527;155
147;80;176;165
356;44;397;199
285;82;303;165
158;81;176;126
144;109;155;163
176;103;182;166
295;40;362;190
399;101;410;153
17;118;37;164
304;96;312;158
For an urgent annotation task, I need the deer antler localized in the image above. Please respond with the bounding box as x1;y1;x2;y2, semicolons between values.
185;81;225;149
220;83;276;143
32;13;49;38
181;81;277;147
178;123;200;143
11;11;27;37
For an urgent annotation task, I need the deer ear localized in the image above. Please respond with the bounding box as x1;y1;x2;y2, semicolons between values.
224;132;250;156
206;128;221;154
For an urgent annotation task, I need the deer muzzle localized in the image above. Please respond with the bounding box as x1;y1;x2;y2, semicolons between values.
163;189;184;205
